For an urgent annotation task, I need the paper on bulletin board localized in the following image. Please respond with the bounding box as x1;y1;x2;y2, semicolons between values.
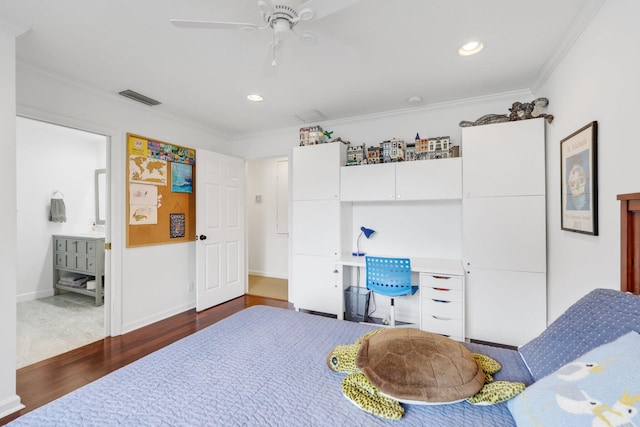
129;155;167;186
130;183;158;205
130;205;158;225
128;136;150;157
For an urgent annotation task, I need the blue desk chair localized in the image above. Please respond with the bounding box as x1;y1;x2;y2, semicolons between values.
366;256;418;327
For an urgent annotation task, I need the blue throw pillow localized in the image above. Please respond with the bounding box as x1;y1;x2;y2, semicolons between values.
519;289;640;381
508;331;640;426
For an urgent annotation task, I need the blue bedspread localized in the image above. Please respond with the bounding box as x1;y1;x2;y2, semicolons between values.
10;306;533;426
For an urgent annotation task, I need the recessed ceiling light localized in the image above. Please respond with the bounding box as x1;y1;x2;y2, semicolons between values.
458;41;484;56
247;94;264;102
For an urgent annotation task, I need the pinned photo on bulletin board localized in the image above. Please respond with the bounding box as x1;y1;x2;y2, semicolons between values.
171;162;193;193
170;213;186;238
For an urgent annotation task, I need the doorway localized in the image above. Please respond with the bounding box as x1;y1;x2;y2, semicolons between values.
15;117;108;368
246;157;289;300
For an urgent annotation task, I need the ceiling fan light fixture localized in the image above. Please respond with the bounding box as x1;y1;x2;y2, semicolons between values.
247;94;264;102
272;18;291;39
459;40;484;56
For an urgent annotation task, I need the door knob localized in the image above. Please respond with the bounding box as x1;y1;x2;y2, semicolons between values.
199;235;207;240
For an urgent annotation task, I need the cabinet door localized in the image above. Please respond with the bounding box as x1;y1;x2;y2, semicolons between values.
55;238;68;252
465;269;546;346
462;119;545;198
291;254;340;315
463;196;546;273
340;163;395;201
396;158;462;200
55;253;69;269
291;200;341;256
292;143;344;201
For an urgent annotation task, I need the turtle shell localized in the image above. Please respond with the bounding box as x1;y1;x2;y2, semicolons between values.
356;328;485;404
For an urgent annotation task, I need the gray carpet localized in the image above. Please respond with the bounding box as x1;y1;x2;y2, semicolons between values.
16;292;104;368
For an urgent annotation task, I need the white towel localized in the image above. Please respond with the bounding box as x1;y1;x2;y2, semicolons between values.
50;198;67;222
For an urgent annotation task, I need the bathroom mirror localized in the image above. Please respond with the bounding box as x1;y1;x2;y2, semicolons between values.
95;169;106;225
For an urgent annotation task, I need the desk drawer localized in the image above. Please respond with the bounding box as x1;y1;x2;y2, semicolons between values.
420;274;463;291
422;298;462;319
421;315;463;339
422;287;463;303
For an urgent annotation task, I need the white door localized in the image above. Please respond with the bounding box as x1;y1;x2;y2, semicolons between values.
196;149;245;312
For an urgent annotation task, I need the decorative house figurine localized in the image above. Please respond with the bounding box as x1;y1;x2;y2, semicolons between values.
412;136;459;160
415;137;430;160
405;141;417;161
308;125;325;145
346;143;367;166
425;136;459;159
382;138;405;163
299;125;326;146
299;127;309;146
367;146;381;164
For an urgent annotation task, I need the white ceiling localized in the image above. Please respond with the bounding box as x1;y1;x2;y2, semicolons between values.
1;0;602;138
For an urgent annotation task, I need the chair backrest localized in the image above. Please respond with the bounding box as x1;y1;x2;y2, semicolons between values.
366;256;413;297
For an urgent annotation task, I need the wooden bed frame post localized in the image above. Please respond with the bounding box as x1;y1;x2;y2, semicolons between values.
617;193;640;294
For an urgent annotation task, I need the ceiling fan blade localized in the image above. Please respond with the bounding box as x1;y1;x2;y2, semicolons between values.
258;0;276;18
299;0;362;21
170;19;260;31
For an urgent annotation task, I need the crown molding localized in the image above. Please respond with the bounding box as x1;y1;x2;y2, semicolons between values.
16;60;232;141
530;0;606;93
233;89;534;142
0;17;29;37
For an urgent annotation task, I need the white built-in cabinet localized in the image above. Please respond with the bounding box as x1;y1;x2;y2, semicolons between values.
462;118;547;347
290;143;351;315
340;158;462;201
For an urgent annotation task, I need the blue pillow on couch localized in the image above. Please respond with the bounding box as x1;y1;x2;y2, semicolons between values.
508;331;640;426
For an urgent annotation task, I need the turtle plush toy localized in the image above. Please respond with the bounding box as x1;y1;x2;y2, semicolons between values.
327;328;525;420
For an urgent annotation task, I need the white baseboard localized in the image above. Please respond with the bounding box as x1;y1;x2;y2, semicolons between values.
0;394;25;419
16;288;54;303
121;301;194;335
248;270;288;280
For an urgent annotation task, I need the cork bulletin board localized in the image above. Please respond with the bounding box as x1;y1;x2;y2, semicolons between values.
126;133;196;247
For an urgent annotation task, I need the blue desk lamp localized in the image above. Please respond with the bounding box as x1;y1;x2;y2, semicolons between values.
353;226;375;256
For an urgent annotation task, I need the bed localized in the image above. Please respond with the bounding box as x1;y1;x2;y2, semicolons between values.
8;288;640;426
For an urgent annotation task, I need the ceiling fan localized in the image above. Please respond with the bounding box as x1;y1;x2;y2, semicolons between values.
170;0;357;68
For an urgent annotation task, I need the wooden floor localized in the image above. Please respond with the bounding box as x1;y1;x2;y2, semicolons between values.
1;295;290;425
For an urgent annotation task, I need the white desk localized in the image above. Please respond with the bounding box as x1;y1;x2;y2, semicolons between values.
335;256;466;341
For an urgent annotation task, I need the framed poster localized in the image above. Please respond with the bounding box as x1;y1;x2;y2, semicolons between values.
560;121;598;235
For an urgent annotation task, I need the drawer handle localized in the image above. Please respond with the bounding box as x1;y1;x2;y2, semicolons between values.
432;315;452;321
432;276;450;280
432;287;450;292
432;299;451;304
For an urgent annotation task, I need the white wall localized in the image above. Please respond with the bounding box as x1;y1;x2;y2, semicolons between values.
246;157;289;278
16;64;234;335
351;201;462;259
538;0;640;321
0;20;25;419
16;117;106;301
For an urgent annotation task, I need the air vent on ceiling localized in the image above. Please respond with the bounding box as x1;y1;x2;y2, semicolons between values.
294;109;326;123
118;90;161;106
